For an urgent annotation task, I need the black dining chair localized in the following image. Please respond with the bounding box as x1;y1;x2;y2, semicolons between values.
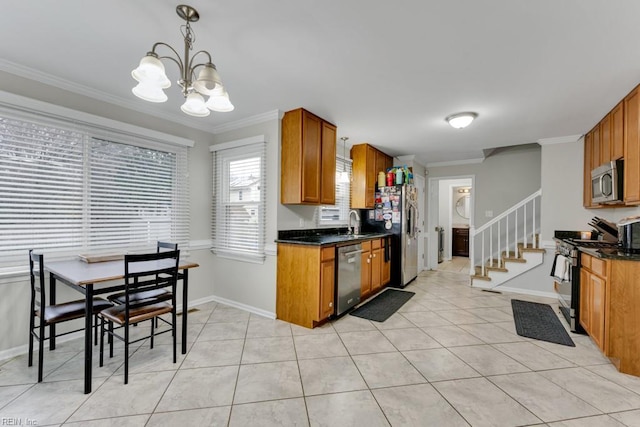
107;241;177;306
98;249;180;384
28;249;113;382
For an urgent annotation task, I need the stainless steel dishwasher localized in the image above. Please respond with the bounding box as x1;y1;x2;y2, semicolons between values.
336;243;363;316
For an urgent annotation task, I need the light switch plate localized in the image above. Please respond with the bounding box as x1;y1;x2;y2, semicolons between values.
485;210;493;218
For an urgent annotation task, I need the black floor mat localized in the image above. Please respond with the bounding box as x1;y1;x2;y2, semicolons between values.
349;289;415;322
511;299;575;347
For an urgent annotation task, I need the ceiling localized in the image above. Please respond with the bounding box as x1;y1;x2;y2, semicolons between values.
2;1;640;165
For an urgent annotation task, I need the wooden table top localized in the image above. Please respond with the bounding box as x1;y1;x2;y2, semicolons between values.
45;258;199;286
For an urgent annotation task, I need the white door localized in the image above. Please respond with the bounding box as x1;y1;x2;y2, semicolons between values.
414;174;425;272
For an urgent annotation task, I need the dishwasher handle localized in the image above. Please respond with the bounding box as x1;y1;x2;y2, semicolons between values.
341;249;364;257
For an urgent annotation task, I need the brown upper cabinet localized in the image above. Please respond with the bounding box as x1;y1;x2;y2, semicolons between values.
600;114;611;164
592;123;601;169
583;131;594;208
584;84;638;207
351;143;393;209
624;86;640;204
599;103;624;164
281;108;336;205
611;101;625;161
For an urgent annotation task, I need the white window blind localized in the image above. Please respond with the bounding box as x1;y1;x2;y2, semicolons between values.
212;140;266;262
87;137;189;251
317;156;352;226
0;108;189;272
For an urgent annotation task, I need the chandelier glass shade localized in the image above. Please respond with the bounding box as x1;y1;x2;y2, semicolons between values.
131;4;233;117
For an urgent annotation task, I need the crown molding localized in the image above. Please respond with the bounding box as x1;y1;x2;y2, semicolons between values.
210;110;281;134
426;157;484;168
536;134;582;145
0;59;280;136
0;90;194;147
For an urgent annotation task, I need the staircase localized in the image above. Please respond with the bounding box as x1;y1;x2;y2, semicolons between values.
470;190;544;288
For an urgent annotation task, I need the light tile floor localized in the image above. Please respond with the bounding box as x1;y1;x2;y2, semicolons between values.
438;256;471;273
2;270;640;426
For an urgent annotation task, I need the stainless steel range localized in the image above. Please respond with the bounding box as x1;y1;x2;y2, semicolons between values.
552;230;618;333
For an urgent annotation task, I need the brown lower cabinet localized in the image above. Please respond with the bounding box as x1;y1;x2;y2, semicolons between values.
452;227;469;257
579;255;607;351
276;244;335;328
579;252;640;376
277;237;392;328
361;238;391;299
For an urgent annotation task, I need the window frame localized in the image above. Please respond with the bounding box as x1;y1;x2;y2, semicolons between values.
317;154;352;227
210;136;267;264
0;94;192;276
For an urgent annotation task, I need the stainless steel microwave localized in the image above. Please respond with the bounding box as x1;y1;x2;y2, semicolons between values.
591;159;623;204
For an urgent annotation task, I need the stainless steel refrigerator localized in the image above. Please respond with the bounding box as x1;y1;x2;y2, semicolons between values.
363;184;419;287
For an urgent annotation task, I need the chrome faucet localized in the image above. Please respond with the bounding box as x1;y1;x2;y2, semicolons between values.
348;210;361;235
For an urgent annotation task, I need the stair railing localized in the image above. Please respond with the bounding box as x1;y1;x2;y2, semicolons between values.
469;189;541;277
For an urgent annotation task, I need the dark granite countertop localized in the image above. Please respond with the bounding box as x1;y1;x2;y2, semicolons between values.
579;247;640;261
276;228;392;246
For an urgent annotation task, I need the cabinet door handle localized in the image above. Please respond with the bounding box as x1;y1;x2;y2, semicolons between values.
372;254;376;258
329;302;333;307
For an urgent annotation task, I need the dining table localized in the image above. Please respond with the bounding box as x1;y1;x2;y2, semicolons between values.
44;256;199;394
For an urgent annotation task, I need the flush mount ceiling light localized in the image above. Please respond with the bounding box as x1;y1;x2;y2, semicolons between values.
446;112;478;129
131;4;233;117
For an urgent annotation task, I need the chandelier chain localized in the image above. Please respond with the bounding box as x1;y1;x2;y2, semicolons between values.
181;23;195;50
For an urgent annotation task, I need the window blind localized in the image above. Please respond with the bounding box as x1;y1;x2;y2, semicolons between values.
87;137;189;252
317;156;352;226
0;108;189;272
212;141;266;262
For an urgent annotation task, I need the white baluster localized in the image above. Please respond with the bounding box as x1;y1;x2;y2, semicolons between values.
506;215;509;261
498;220;501;268
515;209;519;258
481;232;485;277
533;197;537;248
524;202;528;248
489;226;493;268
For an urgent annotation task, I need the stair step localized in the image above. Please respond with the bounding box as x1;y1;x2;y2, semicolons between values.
486;265;508;272
520;247;546;254
471;274;491;282
503;257;527;264
501;251;519;259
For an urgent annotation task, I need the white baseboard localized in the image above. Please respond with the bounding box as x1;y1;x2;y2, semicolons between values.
471;281;557;299
208;295;276;320
0;296;274;363
0;330;85;362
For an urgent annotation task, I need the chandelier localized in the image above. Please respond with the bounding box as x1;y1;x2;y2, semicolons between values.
131;4;233;117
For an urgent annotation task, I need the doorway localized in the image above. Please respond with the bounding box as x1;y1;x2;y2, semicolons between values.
426;175;474;272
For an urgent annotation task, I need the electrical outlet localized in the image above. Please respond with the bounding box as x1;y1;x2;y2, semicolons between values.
485;210;493;218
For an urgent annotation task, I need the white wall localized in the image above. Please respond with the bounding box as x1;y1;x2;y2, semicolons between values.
210;120;281;316
497;138;640;296
428;144;541;228
0;72;219;355
540;138;640;240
